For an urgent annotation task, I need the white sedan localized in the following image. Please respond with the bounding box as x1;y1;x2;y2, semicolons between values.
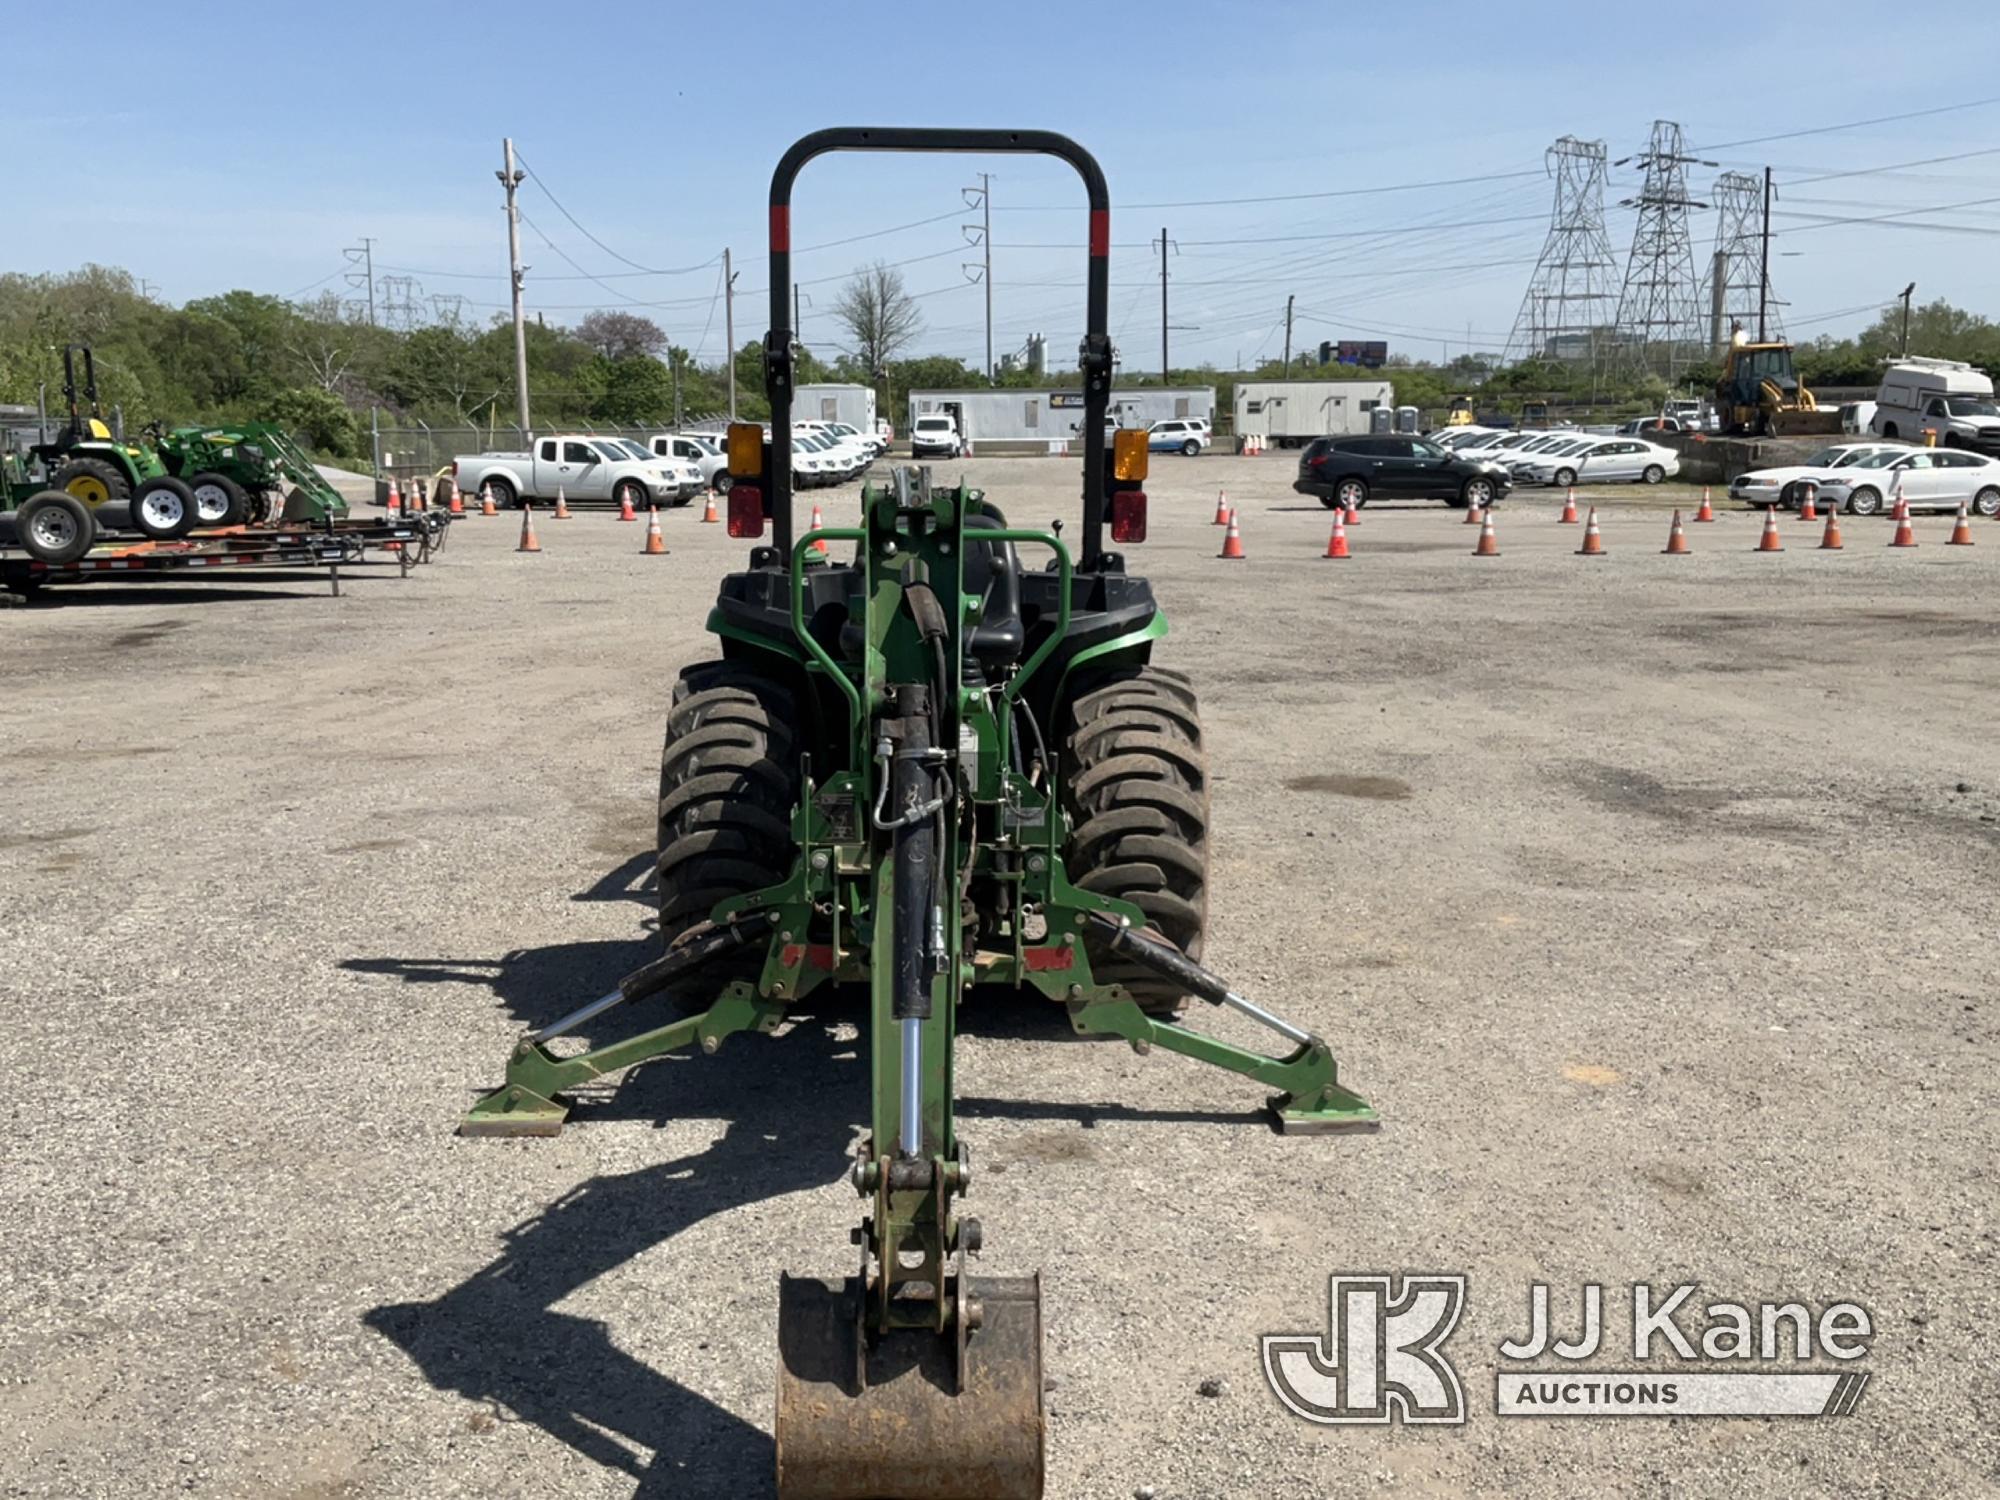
1813;447;2000;516
1518;438;1679;487
1727;442;1908;510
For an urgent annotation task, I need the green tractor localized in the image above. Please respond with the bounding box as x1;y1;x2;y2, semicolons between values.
20;345;201;542
155;421;350;527
463;129;1374;1500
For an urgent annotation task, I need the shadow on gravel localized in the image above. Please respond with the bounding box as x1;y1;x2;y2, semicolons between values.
353;850;1265;1492
2;580;337;607
365;979;861;1498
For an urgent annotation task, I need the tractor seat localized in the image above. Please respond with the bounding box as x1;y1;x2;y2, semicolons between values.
831;502;1024;670
961;508;1024;668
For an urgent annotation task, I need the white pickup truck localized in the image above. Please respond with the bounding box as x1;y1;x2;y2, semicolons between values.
452;435;692;510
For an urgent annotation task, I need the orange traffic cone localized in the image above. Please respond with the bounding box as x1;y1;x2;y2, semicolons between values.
553;486;572;520
642;507;667;555
386;477;401;514
701;491;720;524
1755;505;1784;552
1343;495;1360;527
617;491;637;522
412;479;427;512
1472;511;1500;557
809;502;829;555
1559;488;1578;524
1662;509;1690;554
1819;510;1844;550
1463;498;1483;524
1889;502;1917;548
1213;490;1230;525
1693;485;1715;523
446;478;464;515
479;484;497;517
1575;507;1605;556
1219;512;1246;560
1946;499;1975;545
517;505;541;553
1322;511;1349;559
1797;484;1818;521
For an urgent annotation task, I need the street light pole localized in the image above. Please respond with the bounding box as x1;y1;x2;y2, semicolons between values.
1899;281;1916;356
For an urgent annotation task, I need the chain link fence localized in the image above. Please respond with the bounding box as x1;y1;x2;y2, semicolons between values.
371;419;732;487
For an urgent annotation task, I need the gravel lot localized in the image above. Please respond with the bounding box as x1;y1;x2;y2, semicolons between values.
2;454;1994;1499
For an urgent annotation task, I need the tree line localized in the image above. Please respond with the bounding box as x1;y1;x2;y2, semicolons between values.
4;260;1992;465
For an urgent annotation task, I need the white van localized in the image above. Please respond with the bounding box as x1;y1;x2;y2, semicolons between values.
1869;357;2000;452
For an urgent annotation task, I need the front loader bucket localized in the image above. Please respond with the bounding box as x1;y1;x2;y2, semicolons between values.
775;1273;1045;1500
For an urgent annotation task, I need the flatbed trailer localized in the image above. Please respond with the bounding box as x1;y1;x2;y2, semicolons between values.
0;511;451;604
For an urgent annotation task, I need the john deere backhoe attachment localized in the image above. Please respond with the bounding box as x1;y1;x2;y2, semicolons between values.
462;127;1374;1500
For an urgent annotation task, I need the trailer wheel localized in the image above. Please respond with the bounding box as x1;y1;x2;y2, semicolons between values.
188;472;248;528
14;491;96;565
1059;665;1209;1016
656;662;801;1003
129;477;200;540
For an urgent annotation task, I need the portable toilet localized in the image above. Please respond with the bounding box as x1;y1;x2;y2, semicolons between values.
1395;405;1420;433
1369;405;1393;434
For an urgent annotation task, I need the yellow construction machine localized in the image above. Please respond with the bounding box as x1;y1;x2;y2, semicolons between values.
1713;333;1842;436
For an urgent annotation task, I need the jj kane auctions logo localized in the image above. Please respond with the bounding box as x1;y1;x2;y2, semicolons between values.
1263;1276;1873;1424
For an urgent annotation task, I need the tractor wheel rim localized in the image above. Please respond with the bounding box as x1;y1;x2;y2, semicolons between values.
193;485;230;521
30;510;78;550
139;492;185;528
70;479;109;505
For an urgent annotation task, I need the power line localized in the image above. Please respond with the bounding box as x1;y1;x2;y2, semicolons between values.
995;165;1546;211
513;150;720;277
1693;94;2000;152
1784;144;2000;187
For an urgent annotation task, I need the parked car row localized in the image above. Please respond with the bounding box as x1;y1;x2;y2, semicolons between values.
1732;442;2000;516
1427;427;1680;487
453;435;700;511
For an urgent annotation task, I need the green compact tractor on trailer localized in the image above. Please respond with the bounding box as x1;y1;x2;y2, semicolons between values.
8;345;202;549
463;128;1374;1500
154;422;349;527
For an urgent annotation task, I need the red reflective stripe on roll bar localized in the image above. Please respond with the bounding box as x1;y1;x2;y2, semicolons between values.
770;205;790;252
1089;209;1109;257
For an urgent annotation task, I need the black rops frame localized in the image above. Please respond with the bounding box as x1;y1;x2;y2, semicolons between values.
763;128;1114;568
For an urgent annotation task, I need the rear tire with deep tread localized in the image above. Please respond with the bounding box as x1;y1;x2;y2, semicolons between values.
655;662;800;1000
1059;665;1209;1015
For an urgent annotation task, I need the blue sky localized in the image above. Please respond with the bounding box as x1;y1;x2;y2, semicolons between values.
11;1;1999;369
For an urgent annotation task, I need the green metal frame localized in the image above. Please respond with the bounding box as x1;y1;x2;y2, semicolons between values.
463;477;1375;1261
157;423;350;522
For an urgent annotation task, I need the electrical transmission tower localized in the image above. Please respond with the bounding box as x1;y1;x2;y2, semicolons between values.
1707;171;1777;352
1505;136;1620;369
1613;121;1712;377
378;275;424;332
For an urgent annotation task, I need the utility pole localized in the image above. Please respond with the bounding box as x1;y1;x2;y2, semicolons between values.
961;175;993;381
344;237;377;327
497;141;531;434
1283;295;1295;375
724;247;738;421
671;349;684;428
1757;165;1773;343
1899;281;1917;355
1158;227;1170;380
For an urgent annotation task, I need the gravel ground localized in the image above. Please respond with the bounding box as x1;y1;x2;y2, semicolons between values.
1;454;1994;1499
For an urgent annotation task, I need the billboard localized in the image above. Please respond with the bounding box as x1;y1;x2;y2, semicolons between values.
1327;340;1389;368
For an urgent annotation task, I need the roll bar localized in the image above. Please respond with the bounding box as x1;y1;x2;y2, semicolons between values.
765;128;1113;567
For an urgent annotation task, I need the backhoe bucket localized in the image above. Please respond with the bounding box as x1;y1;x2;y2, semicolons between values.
775;1273;1045;1500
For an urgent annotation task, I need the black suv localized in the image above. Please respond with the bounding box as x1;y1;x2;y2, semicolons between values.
1293;435;1511;510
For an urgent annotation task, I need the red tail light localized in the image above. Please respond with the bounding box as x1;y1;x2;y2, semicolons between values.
727;483;765;538
1110;490;1148;543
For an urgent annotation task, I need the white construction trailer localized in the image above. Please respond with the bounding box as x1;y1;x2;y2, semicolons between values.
1234;380;1393;448
906;387;1215;448
794;383;878;433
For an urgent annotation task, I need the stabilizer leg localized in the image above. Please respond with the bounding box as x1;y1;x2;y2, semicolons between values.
460;913;786;1137
1069;912;1379;1134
